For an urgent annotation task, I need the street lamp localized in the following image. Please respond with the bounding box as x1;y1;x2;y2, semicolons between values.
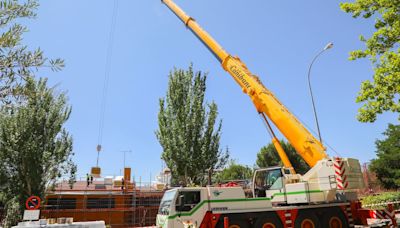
307;42;333;144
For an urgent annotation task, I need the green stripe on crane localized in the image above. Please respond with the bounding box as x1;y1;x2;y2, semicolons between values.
167;190;323;219
168;197;271;219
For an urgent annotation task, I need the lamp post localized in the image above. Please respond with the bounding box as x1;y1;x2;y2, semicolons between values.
307;42;333;144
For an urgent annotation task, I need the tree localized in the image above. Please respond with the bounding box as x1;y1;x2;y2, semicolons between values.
0;0;64;104
156;65;229;186
0;1;70;226
340;0;400;122
216;160;253;182
256;140;310;175
369;124;400;189
0;78;75;226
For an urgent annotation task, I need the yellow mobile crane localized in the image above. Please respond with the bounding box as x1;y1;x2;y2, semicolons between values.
161;0;326;173
156;1;371;228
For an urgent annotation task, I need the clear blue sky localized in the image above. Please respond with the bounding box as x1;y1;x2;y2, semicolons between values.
23;0;397;181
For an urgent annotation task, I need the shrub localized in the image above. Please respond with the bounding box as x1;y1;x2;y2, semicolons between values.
361;192;400;210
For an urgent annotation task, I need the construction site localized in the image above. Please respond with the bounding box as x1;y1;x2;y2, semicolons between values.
0;0;399;228
39;167;164;227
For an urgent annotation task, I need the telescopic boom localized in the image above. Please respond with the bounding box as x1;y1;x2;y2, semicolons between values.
161;0;327;168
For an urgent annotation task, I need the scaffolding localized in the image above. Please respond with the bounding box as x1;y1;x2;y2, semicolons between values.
41;188;163;227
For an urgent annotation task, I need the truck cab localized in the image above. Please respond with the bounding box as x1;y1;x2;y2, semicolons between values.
156;186;272;228
157;188;207;228
253;167;296;204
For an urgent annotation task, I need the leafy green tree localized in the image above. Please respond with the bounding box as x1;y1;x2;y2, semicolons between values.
340;0;399;122
0;1;70;226
1;197;19;228
216;160;253;181
0;0;64;104
0;78;75;226
369;124;400;189
256;140;310;175
68;164;77;190
156;65;229;186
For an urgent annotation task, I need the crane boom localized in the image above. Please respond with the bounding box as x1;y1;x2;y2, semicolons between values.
162;0;328;167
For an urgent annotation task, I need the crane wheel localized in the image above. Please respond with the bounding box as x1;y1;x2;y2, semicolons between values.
253;214;282;228
321;207;348;228
294;210;320;228
227;220;249;228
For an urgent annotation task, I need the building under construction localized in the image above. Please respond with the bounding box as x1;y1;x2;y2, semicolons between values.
40;168;165;227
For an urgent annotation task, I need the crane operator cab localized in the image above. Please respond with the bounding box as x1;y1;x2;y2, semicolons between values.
252;167;298;204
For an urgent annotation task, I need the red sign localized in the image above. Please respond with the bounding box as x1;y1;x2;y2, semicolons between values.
25;196;41;210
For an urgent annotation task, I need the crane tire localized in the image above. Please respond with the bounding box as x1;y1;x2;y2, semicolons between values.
253;214;283;228
294;210;321;228
321;207;348;228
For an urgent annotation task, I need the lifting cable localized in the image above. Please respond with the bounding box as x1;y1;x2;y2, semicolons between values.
258;108;341;158
284;105;341;157
96;0;119;167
